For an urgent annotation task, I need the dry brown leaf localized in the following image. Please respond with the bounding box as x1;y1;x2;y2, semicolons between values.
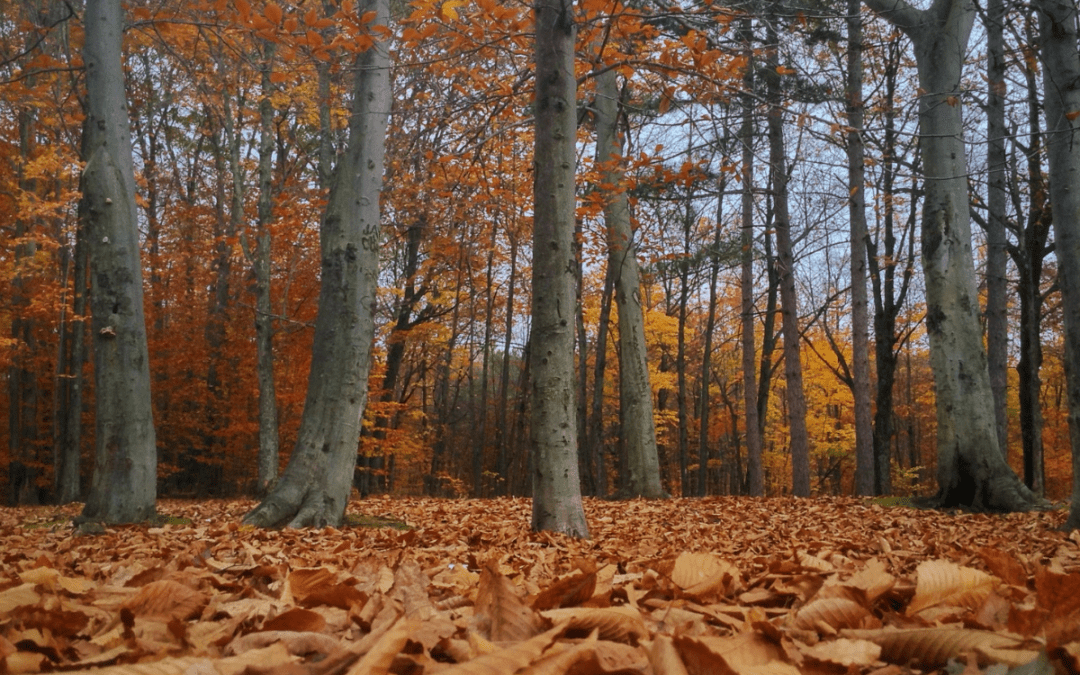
671;552;742;600
977;547;1027;587
343;616;419;675
646;635;692;675
791;597;877;633
906;560;998;615
798;638;882;667
0;583;42;612
122;579;208;621
531;570;596;610
841;627;1028;669
674;630;799;675
473;558;544;642
439;624;566;675
540;606;649;643
259;608;327;633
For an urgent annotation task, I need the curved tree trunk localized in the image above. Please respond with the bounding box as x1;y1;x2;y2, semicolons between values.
80;0;157;523
530;0;588;537
243;0;390;528
864;0;1038;511
1034;0;1080;529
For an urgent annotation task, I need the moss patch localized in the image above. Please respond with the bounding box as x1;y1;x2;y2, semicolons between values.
345;513;412;530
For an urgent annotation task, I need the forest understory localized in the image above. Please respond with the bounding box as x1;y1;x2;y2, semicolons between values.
1;496;1078;675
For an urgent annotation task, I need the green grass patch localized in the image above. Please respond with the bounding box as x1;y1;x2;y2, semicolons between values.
345;513;412;530
22;514;71;530
865;495;920;508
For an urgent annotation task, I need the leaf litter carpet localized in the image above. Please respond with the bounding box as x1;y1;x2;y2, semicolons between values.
2;496;1079;675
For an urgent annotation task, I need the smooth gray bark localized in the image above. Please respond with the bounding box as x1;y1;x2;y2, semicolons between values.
254;42;280;495
765;10;811;496
1034;0;1080;529
80;0;157;523
846;0;874;496
594;68;665;499
530;0;588;537
243;0;389;528
864;0;1038;510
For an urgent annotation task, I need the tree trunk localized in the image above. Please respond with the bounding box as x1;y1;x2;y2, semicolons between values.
55;221;88;504
1034;0;1080;529
1008;50;1052;497
765;10;811;497
495;237;518;494
739;16;764;497
243;0;390;528
530;0;588;537
866;39;915;496
594;68;665;499
589;267;615;498
80;0;157;523
984;0;1009;458
864;0;1038;511
253;41;280;496
847;0;874;497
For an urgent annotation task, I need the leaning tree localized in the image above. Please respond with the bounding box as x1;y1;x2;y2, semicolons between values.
243;0;391;528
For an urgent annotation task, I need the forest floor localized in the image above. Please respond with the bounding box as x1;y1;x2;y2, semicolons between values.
1;496;1079;675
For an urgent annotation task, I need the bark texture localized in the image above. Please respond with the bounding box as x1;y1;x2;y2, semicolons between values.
864;0;1038;511
846;0;874;496
766;10;811;496
80;0;157;523
243;0;389;528
253;41;280;496
594;68;665;499
985;0;1009;457
739;16;764;497
530;0;588;537
1034;0;1080;529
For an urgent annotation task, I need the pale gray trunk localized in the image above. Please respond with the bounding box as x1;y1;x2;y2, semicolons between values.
243;0;389;528
847;0;874;496
864;0;1037;510
739;16;764;497
766;11;811;496
594;68;665;499
80;0;157;523
985;0;1009;457
530;0;588;537
254;42;280;495
1034;0;1080;529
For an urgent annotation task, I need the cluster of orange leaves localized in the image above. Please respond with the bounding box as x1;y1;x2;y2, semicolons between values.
1;497;1079;675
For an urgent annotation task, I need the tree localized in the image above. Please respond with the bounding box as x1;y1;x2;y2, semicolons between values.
846;0;874;496
594;64;665;499
530;0;589;537
1034;0;1080;529
984;0;1009;457
765;3;811;497
243;0;390;528
738;15;764;497
79;0;157;523
863;0;1039;510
